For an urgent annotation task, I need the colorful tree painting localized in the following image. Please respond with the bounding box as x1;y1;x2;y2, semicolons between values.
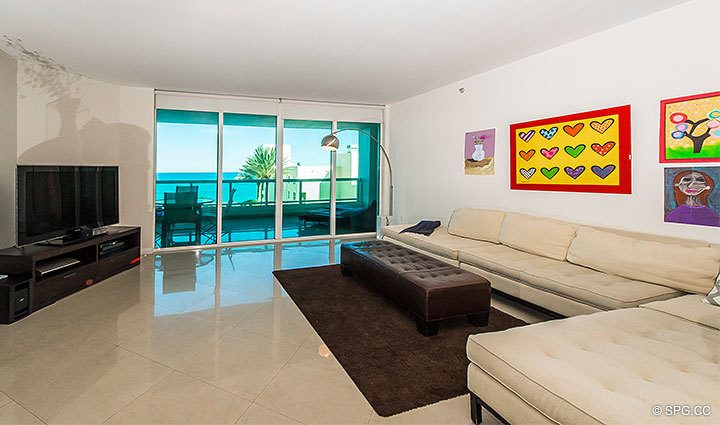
660;91;720;163
669;109;720;154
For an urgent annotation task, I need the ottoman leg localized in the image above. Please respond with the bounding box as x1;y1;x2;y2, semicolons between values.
340;265;353;276
416;318;438;336
468;311;490;327
471;393;509;425
470;392;483;424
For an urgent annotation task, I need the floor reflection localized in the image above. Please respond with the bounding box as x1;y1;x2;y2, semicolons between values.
0;236;523;424
148;239;357;318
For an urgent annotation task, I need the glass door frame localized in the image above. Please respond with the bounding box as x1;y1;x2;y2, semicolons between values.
216;111;224;247
153;94;383;253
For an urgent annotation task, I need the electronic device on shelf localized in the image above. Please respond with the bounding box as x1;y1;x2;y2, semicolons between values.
99;240;125;250
99;240;126;257
35;257;81;277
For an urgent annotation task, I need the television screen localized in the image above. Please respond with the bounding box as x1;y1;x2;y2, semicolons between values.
78;167;119;229
17;166;119;245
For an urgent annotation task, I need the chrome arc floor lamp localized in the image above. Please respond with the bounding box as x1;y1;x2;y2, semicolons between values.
320;129;393;219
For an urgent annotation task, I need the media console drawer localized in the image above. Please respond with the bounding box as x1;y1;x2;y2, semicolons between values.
33;263;97;309
97;248;140;281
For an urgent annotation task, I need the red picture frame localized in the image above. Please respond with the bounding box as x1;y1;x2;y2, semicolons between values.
510;105;632;194
659;91;720;163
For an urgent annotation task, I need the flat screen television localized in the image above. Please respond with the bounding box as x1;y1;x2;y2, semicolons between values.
17;165;119;246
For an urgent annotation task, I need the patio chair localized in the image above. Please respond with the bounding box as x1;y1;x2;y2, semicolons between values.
160;191;202;247
200;187;237;244
176;185;199;195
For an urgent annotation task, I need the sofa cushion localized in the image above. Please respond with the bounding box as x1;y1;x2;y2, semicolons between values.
567;227;720;295
447;208;505;243
498;213;577;260
382;224;492;260
467;364;562;425
466;307;720;425
459;244;680;310
642;295;720;330
595;225;713;248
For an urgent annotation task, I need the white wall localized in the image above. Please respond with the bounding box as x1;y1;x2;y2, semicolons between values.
0;49;17;249
14;55;155;251
388;0;720;243
118;87;155;252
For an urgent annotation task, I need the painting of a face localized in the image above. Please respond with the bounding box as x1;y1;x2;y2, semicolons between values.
676;172;711;197
664;167;720;228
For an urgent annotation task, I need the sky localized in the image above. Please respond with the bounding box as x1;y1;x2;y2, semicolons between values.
156;123;360;174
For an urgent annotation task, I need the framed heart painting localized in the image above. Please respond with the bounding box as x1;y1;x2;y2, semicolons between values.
659;91;720;163
510;105;632;194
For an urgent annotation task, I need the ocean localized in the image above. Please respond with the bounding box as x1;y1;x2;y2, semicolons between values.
156;172;261;204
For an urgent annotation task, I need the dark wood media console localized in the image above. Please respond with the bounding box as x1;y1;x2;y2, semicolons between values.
0;226;141;324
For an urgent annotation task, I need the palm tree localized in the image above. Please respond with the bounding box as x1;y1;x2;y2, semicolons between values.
238;146;282;202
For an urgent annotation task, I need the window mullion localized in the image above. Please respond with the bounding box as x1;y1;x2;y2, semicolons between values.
330;121;337;236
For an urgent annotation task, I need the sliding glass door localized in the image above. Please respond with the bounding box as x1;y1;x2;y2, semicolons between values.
281;119;332;238
155;110;219;248
335;122;380;235
154;97;382;250
222;113;277;242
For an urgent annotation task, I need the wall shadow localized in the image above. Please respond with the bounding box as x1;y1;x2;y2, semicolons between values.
17;96;153;250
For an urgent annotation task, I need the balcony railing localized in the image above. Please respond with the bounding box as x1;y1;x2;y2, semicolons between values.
156;177;362;209
155;177;372;247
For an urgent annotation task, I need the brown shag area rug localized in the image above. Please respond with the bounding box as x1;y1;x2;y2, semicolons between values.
273;264;527;417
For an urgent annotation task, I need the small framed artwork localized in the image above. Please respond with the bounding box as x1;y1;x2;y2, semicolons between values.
664;166;720;227
660;91;720;163
464;128;495;175
510;105;631;194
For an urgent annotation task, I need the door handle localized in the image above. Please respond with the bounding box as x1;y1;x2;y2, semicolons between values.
62;272;78;279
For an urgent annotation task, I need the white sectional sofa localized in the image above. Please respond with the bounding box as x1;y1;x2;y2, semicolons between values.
382;208;720;317
466;295;719;424
382;208;720;424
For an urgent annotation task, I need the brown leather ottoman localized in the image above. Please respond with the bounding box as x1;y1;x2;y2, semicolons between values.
340;240;491;336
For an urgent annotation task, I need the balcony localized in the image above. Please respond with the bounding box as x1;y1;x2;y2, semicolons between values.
155;177;375;248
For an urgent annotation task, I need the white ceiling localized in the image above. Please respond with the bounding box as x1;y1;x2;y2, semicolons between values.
0;0;689;104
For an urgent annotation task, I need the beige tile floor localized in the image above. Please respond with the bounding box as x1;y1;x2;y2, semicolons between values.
0;239;549;425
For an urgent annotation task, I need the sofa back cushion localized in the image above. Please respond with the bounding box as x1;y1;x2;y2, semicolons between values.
567;227;720;294
498;213;577;260
447;208;505;243
592;225;711;248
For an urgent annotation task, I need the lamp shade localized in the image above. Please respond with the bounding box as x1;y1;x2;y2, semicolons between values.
320;134;340;151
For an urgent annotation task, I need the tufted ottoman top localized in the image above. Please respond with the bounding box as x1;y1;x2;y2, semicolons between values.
341;240;490;322
400;267;487;290
344;239;451;274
